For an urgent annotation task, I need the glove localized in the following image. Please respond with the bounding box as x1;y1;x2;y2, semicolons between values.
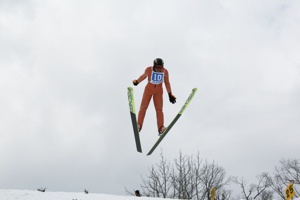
133;80;139;86
168;93;176;104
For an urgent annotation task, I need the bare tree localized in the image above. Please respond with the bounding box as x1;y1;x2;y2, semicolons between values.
127;150;232;199
233;177;252;200
140;151;172;198
199;160;233;200
266;158;300;200
233;173;271;200
170;151;207;199
259;190;273;200
215;188;232;200
170;151;193;199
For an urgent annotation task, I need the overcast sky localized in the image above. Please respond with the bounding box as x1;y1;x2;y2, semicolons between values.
0;0;300;197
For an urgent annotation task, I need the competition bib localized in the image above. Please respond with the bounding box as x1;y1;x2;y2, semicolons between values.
150;70;164;84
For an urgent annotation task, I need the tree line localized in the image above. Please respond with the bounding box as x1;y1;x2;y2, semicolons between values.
125;151;299;200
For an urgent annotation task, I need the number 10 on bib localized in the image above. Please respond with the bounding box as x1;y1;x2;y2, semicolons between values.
150;71;164;84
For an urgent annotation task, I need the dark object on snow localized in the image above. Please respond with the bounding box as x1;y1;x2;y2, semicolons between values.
135;190;141;197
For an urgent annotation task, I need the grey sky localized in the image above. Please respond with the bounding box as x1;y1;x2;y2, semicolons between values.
0;0;300;197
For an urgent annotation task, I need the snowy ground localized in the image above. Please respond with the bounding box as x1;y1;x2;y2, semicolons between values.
0;189;156;200
1;189;299;200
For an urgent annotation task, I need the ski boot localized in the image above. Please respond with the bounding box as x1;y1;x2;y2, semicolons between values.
158;126;166;136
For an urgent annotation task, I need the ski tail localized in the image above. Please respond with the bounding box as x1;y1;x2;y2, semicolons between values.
147;88;197;155
127;87;142;153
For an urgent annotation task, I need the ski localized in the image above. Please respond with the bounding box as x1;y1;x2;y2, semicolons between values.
147;88;197;156
127;87;142;153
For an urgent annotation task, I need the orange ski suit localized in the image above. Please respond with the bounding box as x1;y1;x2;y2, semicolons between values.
136;66;172;130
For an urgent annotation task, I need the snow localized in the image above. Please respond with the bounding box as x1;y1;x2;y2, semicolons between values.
0;189;159;200
1;189;300;200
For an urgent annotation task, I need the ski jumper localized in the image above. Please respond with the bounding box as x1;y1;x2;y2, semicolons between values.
136;66;172;130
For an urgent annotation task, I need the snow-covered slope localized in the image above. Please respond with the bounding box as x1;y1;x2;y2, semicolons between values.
0;189;157;200
1;189;299;200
